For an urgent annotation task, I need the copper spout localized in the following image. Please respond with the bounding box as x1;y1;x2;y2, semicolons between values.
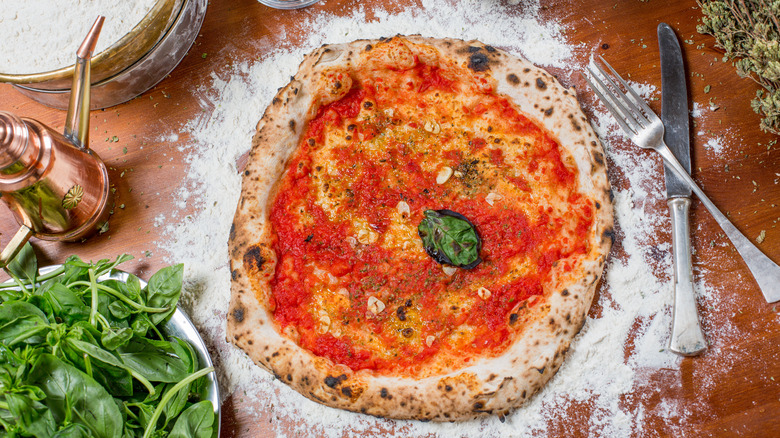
64;16;104;150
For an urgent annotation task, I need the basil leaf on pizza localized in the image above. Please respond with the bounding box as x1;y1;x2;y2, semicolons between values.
227;36;613;421
418;209;482;269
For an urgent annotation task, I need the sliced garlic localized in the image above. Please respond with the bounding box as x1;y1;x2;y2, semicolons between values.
327;273;339;285
396;200;410;217
426;335;436;347
337;287;349;296
345;236;358;248
485;192;503;206
477;287;492;300
424;120;441;134
317;312;331;334
384;108;395;117
367;296;386;314
357;229;378;244
442;265;458;276
453;170;464;178
436;166;453;184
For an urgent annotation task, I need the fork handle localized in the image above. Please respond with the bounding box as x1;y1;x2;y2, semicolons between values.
668;197;707;355
657;145;780;303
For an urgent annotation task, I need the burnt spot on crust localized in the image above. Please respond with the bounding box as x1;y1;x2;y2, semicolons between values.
507;73;520;85
324;374;348;388
473;401;485;410
467;45;481;53
380;387;389;398
593;151;605;165
232;306;244;323
561;288;570;297
544;108;554;117
244;245;266;272
485;45;496;52
595;201;601;209
365;44;373;51
289;119;296;132
536;77;547;90
523;67;531;73
603;227;616;244
341;386;353;397
272;97;281;105
509;313;519;324
534;366;546;374
231;269;239;281
468;52;490;72
229;223;236;240
445;384;453;392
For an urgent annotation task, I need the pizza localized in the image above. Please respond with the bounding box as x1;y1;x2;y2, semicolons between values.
227;36;613;421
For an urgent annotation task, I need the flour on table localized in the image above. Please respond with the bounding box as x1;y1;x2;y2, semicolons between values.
155;1;735;436
0;0;156;73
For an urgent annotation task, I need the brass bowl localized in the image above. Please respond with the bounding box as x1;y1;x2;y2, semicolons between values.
0;0;207;109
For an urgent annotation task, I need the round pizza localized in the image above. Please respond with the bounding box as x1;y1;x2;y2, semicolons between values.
227;36;613;421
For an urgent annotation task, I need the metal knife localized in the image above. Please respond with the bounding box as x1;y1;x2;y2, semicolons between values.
658;22;707;356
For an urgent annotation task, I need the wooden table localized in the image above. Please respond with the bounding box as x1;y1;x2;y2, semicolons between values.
1;0;778;436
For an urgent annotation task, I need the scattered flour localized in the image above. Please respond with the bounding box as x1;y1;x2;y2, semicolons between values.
153;1;738;436
0;0;157;73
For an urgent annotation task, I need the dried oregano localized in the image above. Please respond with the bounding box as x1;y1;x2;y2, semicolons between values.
697;0;780;134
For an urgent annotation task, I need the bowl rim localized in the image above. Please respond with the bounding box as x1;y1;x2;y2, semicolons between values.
0;0;182;83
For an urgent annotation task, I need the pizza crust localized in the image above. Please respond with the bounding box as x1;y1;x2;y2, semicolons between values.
228;36;613;421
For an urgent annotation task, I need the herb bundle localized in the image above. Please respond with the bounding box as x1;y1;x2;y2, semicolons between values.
0;244;216;437
697;0;780;134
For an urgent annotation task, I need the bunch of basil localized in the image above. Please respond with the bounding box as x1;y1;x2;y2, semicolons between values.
0;244;216;438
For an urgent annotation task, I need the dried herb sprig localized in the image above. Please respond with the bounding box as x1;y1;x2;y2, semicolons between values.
697;0;780;134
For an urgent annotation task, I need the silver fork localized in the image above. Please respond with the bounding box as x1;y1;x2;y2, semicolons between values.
584;56;780;304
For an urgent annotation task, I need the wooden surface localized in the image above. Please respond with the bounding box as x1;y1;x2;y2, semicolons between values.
1;0;779;436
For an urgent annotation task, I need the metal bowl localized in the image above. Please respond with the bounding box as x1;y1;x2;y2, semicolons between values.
2;266;221;435
258;0;321;9
0;0;207;109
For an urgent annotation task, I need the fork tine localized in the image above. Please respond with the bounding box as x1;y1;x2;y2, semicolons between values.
586;63;642;132
597;55;658;121
589;61;647;130
583;70;637;136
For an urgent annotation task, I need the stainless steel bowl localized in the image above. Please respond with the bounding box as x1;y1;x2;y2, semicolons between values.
2;266;221;435
0;0;207;109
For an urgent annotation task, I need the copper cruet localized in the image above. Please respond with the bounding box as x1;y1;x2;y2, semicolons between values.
0;17;110;268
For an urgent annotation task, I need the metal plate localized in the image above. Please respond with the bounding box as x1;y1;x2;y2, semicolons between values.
3;265;221;436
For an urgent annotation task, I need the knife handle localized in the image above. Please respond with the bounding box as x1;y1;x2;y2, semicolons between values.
668;197;707;356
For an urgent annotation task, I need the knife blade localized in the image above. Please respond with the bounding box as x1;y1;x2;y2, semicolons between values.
658;22;707;356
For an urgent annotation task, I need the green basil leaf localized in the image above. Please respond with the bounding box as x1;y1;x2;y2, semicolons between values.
417;209;482;269
44;283;90;325
28;354;123;438
51;423;91;438
101;327;134;351
168;400;215;438
6;242;38;284
0;300;50;346
146;264;183;325
4;392;56;437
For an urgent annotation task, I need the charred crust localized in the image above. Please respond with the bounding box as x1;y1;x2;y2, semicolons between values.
272;97;281;105
509;313;519;324
507;73;520;85
593;151;604;165
535;77;547;90
561;289;569;296
232;306;244;323
380;388;389;398
544;108;553;116
289;119;296;132
324;376;339;388
271;351;280;358
229;223;236;240
467;46;481;53
341;386;353;397
485;45;496;52
231;269;239;280
444;385;453;392
595;201;601;209
523;67;531;73
473;401;485;410
365;44;373;51
243;245;266;272
603;227;615;244
468;52;490;72
244;170;250;176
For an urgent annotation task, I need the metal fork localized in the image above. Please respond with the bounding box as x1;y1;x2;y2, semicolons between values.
584;56;780;304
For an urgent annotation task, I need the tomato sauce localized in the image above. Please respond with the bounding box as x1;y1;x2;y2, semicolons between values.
267;61;594;374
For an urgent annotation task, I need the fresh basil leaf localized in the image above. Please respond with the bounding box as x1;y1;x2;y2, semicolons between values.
417;209;482;269
28;354;123;438
51;423;91;438
101;327;133;351
4;392;56;437
168;400;215;438
131;316;152;338
145;265;183;325
108;301;132;320
0;301;51;346
118;349;190;383
6;242;37;284
162;380;191;428
43;283;90;325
